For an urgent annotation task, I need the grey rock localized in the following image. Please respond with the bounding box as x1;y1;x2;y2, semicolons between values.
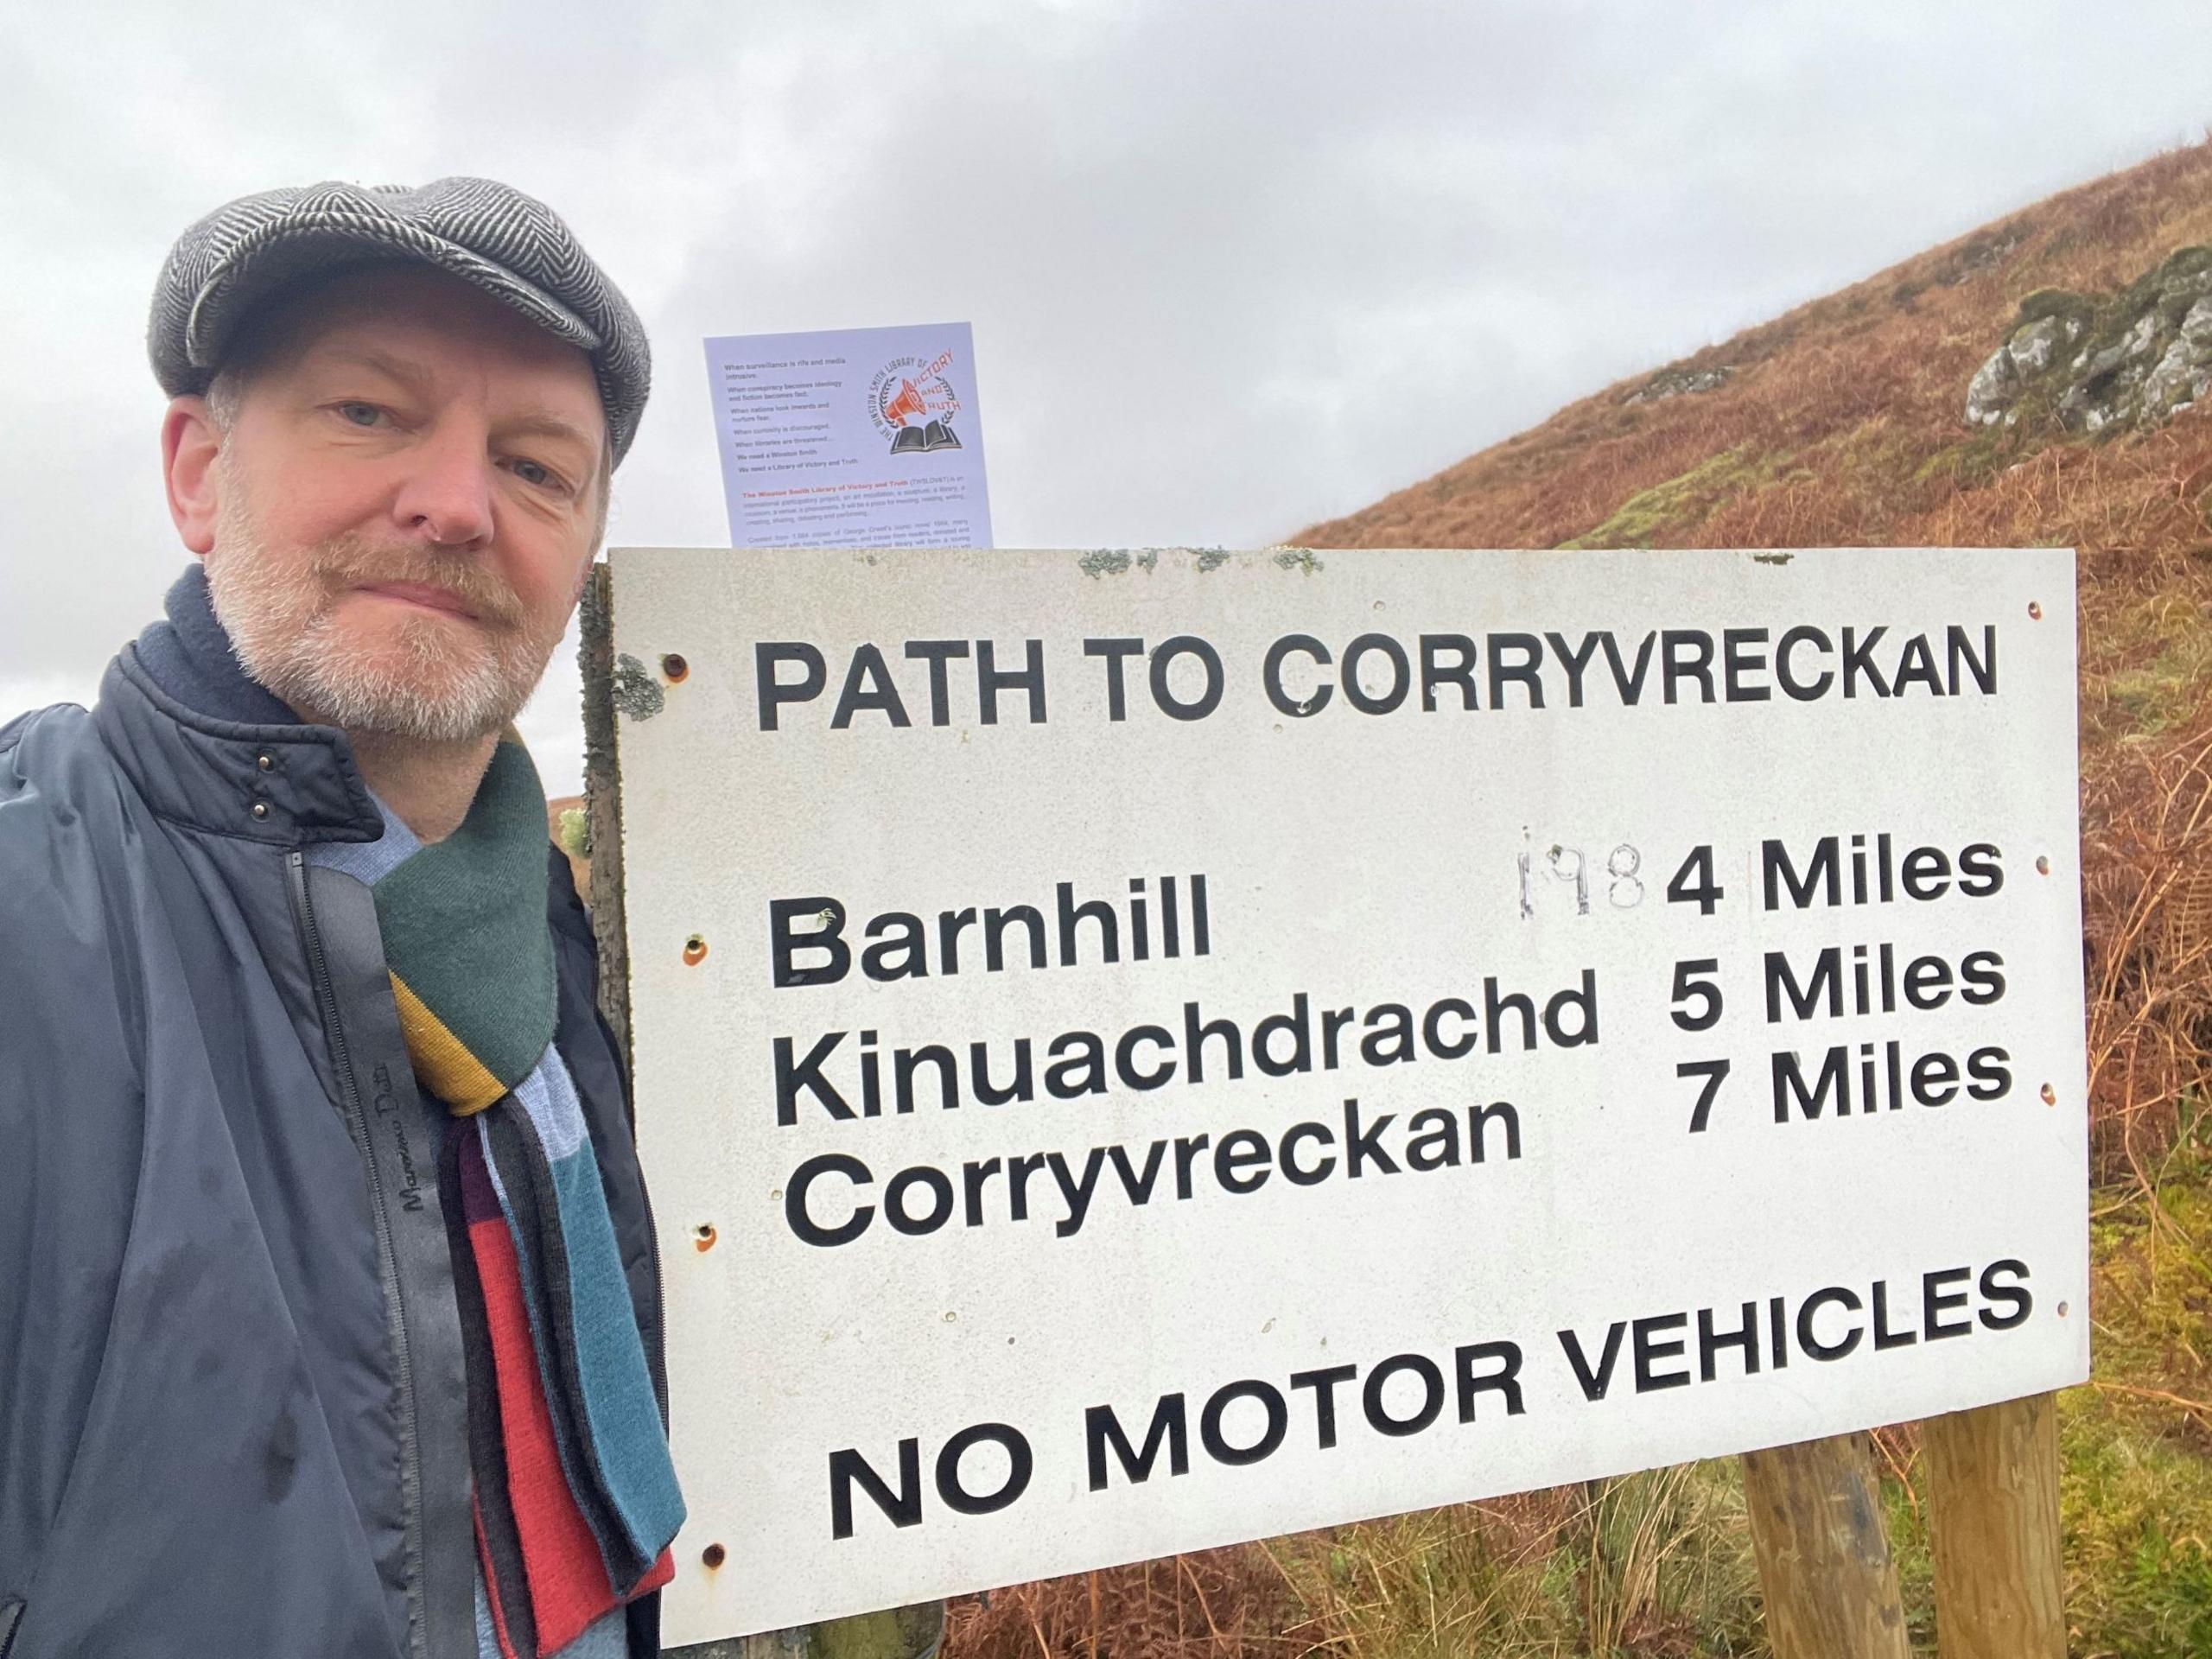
2142;296;2212;416
1964;343;2018;426
1965;314;2085;425
2009;315;2068;372
1964;248;2212;434
2078;339;2134;385
1624;364;1733;404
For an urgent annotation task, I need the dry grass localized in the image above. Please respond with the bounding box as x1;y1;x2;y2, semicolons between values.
943;1547;1299;1659
939;141;2212;1659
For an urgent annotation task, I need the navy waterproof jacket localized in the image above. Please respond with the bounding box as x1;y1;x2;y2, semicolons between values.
0;571;667;1658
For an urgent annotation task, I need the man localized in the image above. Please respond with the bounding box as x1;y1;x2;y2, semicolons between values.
0;180;683;1659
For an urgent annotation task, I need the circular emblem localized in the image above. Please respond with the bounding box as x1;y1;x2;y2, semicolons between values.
868;350;965;455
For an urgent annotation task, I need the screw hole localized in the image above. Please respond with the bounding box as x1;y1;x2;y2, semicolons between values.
661;652;689;682
2027;601;2043;620
683;934;709;966
2057;1300;2070;1318
2036;855;2051;875
702;1542;727;1569
2041;1083;2057;1105
694;1223;717;1251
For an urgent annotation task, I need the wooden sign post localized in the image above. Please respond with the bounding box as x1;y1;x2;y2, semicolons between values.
1743;1432;1910;1658
1923;1393;2068;1656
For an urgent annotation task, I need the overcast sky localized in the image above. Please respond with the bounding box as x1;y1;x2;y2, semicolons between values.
3;0;2206;793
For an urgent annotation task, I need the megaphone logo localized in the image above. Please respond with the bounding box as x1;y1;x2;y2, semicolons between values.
881;378;927;427
868;350;964;455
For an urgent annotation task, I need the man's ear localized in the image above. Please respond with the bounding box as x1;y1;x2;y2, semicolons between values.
162;396;224;556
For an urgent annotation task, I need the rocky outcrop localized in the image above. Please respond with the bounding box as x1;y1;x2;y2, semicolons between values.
1623;364;1732;404
1966;248;2212;433
1965;306;2089;424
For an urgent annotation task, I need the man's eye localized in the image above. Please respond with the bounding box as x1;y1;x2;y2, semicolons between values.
510;458;566;492
334;402;385;427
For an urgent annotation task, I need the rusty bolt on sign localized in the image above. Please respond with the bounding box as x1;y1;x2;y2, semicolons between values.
701;1542;726;1569
683;934;708;966
694;1223;717;1251
2027;600;2043;620
661;652;689;683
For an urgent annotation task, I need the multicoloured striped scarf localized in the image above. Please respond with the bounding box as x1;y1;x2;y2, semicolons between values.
308;737;684;1657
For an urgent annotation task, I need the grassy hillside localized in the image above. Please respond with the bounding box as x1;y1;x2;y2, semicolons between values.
940;143;2212;1657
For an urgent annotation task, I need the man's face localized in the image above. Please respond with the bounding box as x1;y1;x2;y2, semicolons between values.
200;264;607;743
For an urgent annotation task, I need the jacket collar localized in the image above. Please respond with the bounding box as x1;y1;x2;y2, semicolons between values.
92;564;385;845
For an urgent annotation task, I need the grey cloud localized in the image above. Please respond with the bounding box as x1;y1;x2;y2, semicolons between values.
3;0;2207;794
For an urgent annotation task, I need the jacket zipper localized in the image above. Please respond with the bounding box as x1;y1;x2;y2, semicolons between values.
288;850;432;1655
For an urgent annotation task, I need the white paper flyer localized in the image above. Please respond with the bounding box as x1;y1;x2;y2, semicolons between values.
704;322;994;550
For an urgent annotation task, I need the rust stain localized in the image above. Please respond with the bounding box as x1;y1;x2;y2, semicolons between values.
660;652;690;683
683;934;709;966
694;1223;717;1251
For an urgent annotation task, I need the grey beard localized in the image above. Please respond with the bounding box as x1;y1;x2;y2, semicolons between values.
204;466;549;743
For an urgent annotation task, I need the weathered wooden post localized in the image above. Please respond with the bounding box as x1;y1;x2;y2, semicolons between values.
580;568;945;1659
580;568;632;1059
1923;1392;2067;1657
1741;1433;1910;1659
1739;1393;2068;1659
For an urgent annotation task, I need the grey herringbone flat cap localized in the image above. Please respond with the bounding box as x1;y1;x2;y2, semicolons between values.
149;177;650;464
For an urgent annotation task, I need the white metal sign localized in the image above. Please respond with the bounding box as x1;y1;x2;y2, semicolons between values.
609;545;2088;1643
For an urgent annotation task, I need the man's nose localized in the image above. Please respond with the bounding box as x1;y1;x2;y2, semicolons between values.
389;423;497;548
